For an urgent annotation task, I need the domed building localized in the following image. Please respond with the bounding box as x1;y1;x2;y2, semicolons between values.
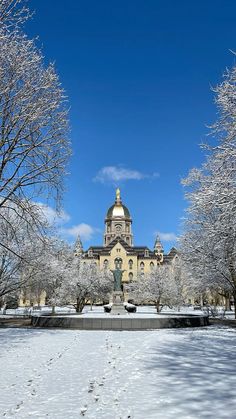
104;187;133;247
81;189;177;283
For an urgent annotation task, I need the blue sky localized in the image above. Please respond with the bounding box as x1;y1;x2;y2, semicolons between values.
26;0;236;252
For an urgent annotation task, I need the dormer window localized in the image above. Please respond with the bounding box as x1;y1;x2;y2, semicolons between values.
88;249;93;257
144;249;149;257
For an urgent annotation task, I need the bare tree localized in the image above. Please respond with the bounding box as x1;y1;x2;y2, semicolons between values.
127;265;180;312
0;0;71;256
0;203;50;299
180;64;236;318
0;0;31;29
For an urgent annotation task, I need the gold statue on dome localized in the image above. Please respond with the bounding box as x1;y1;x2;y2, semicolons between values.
116;188;121;201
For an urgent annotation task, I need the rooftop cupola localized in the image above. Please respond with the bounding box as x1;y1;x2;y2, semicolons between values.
104;189;133;247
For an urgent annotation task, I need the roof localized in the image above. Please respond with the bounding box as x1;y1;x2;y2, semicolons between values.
163;247;178;264
106;203;131;219
84;237;172;260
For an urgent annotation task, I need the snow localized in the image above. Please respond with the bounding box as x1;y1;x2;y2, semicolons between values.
0;326;235;418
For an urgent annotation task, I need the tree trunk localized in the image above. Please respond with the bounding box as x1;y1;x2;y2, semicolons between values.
52;305;56;315
76;298;85;313
233;294;236;319
225;294;230;311
156;299;161;313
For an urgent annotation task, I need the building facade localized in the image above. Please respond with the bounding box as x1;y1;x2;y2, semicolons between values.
77;189;177;283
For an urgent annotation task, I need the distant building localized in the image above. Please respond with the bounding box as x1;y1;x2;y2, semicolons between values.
19;189;178;307
78;189;177;283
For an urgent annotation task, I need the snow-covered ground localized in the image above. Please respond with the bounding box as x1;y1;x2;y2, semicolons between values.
1;304;235;319
0;326;235;418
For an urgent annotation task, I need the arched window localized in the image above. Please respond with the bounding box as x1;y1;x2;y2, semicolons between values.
150;262;154;270
144;249;149;257
115;224;122;233
128;259;133;270
103;259;109;269
140;262;145;270
114;258;122;269
128;272;133;281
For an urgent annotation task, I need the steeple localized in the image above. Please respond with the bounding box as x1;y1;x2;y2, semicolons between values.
104;189;133;247
74;235;83;257
154;235;164;255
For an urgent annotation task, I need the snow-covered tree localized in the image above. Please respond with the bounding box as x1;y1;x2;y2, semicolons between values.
0;0;31;29
52;256;113;313
0;203;50;300
169;257;187;310
180;64;236;317
127;264;180;312
25;238;69;311
0;0;71;257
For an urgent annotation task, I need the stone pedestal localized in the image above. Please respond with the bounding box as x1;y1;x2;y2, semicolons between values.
111;291;127;315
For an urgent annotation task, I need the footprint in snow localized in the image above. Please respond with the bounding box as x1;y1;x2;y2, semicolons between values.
15;401;23;410
80;405;87;416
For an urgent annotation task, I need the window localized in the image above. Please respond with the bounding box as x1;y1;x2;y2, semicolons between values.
128;259;133;270
103;259;109;268
140;262;145;270
115;258;122;269
150;262;154;270
88;249;93;257
129;272;133;281
144;249;149;257
115;224;122;233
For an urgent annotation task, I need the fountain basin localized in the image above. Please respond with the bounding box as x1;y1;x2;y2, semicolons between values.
31;313;209;330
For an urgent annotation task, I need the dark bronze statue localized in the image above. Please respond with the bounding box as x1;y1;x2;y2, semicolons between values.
111;268;125;291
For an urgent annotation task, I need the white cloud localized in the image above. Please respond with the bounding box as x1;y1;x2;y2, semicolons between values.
36;203;99;242
36;202;70;224
157;232;178;242
94;166;159;184
61;223;100;241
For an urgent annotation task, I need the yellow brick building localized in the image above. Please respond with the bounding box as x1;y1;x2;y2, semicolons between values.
76;189;177;283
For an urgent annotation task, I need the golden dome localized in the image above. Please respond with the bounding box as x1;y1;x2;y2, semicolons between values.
106;189;131;219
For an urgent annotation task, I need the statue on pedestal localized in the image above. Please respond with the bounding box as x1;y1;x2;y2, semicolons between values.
110;268;125;291
110;259;126;312
111;257;125;292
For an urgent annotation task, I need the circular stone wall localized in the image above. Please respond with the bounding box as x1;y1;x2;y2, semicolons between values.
31;314;209;330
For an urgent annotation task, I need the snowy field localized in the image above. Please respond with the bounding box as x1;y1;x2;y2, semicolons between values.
0;326;236;419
